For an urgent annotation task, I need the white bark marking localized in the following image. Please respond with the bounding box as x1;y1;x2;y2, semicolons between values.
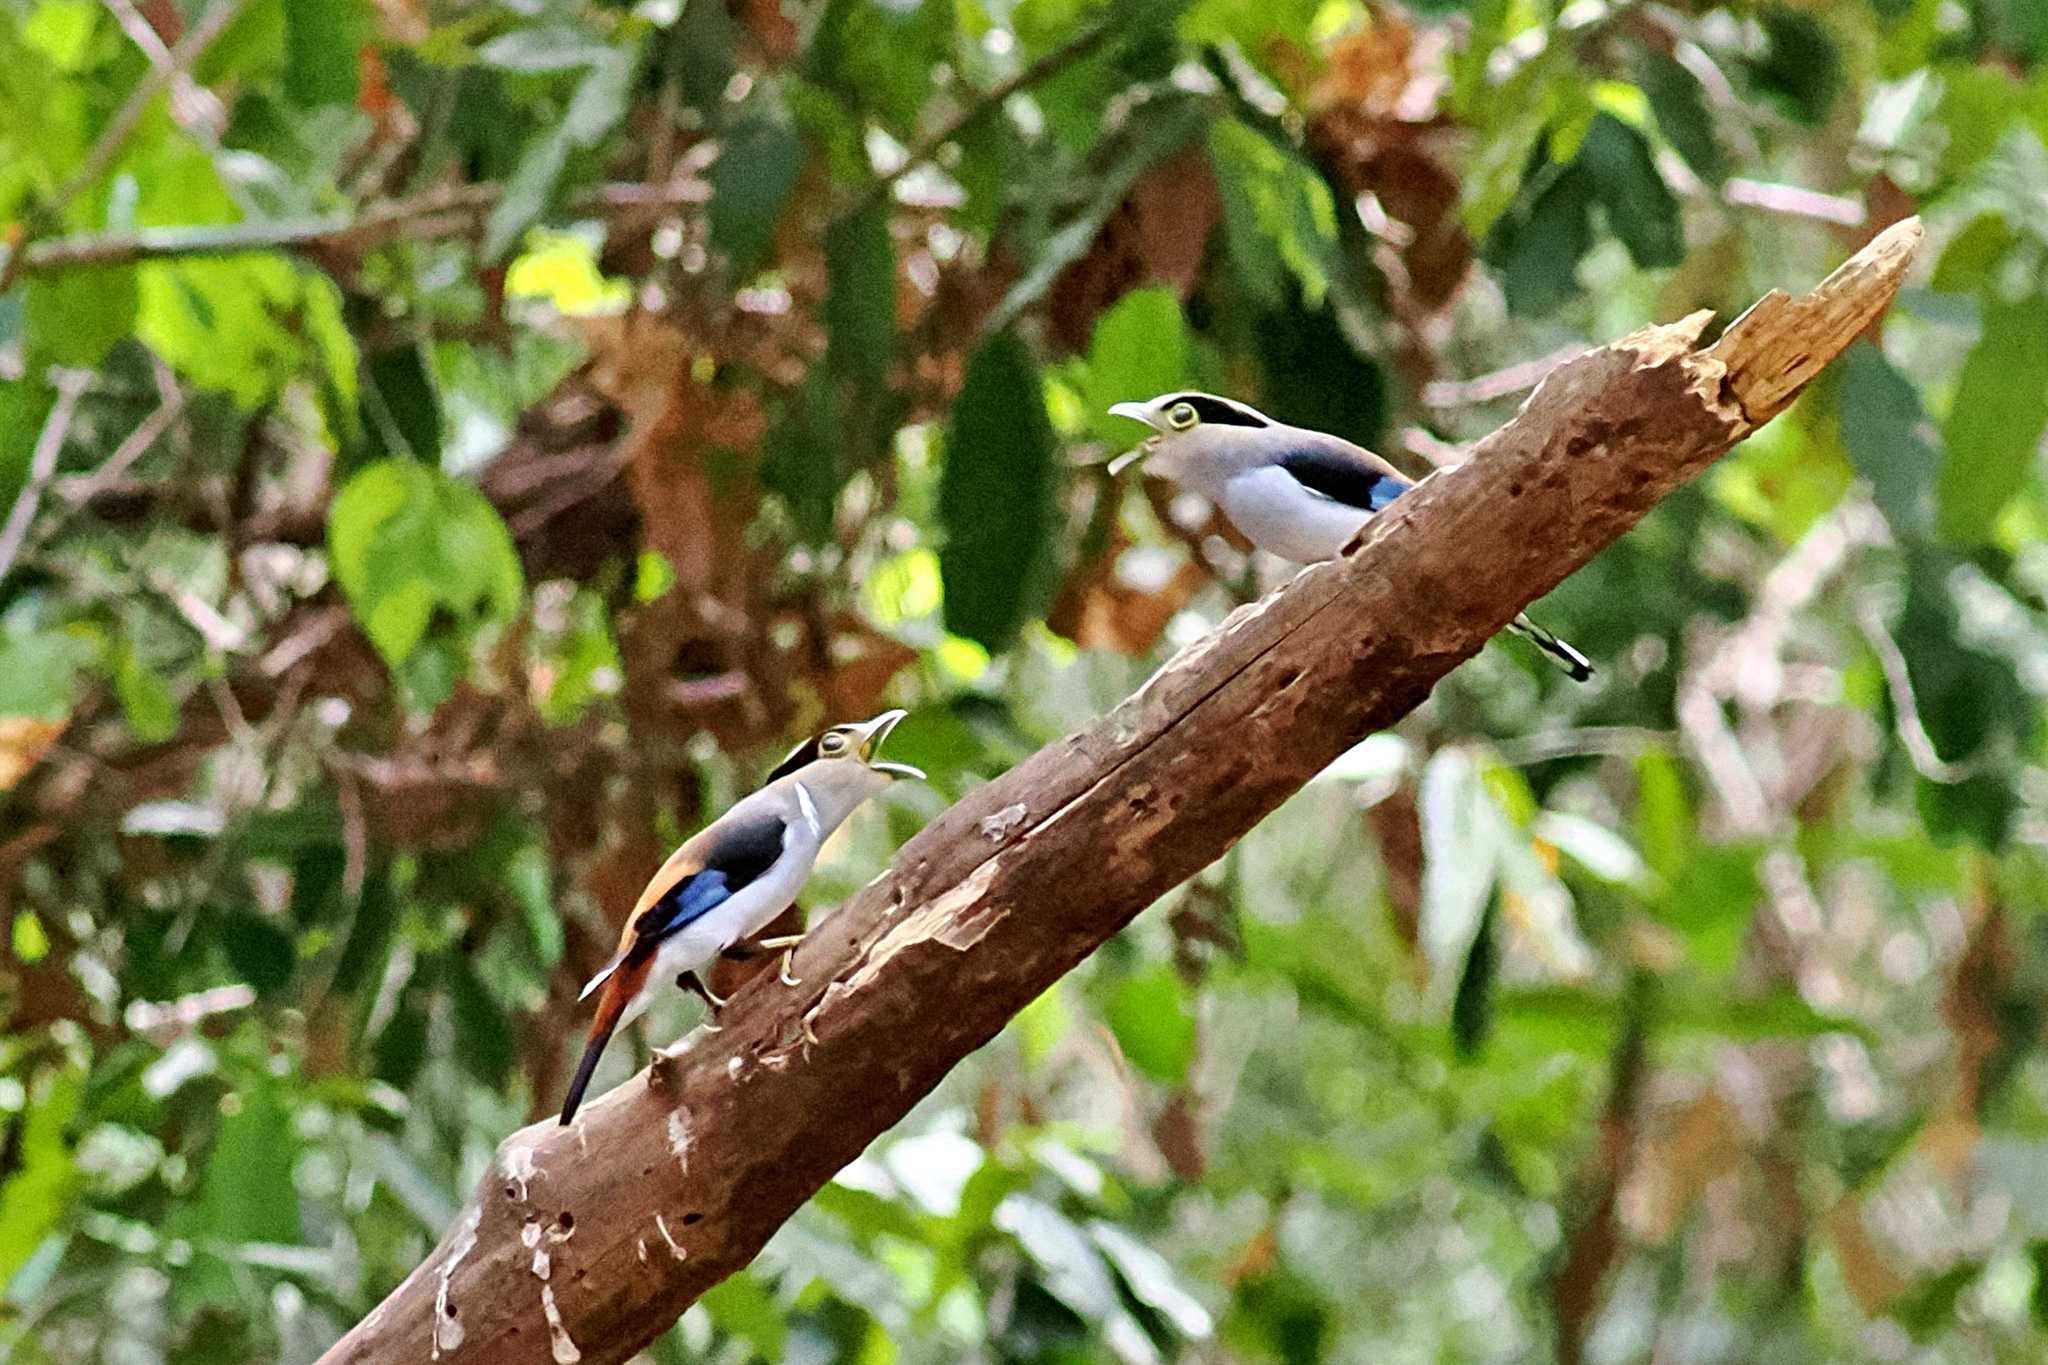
430;1205;482;1358
540;1285;582;1363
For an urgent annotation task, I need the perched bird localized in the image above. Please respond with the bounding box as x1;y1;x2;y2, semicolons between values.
1108;392;1592;680
560;709;924;1123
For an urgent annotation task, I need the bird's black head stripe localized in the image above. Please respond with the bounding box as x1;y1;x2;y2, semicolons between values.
1167;394;1270;428
765;736;820;784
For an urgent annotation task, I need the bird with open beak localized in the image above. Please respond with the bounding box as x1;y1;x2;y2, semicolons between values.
559;709;924;1123
1108;392;1592;680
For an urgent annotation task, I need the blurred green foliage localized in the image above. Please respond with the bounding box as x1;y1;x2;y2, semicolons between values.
6;1;2048;1362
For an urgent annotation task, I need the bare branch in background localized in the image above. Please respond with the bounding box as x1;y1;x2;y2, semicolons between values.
7;177;710;277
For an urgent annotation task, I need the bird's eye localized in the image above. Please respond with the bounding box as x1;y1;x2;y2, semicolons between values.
1166;402;1198;430
819;732;847;756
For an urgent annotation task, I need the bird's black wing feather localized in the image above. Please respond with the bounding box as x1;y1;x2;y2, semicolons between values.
1278;446;1408;513
628;811;788;952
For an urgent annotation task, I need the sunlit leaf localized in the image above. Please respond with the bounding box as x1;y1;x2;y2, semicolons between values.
0;1063;82;1289
1107;964;1197;1085
199;1086;300;1244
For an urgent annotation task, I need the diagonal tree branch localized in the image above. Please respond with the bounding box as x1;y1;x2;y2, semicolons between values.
315;219;1923;1365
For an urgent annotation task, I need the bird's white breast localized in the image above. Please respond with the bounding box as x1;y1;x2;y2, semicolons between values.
639;816;821;1013
1219;466;1372;563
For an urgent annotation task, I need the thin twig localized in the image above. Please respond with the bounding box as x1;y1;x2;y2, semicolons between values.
1422;346;1588;409
0;370;93;586
56;360;185;505
0;0;249;294
11;176;710;276
837;18;1118;224
1722;179;1865;228
1853;594;1992;784
101;0;229;149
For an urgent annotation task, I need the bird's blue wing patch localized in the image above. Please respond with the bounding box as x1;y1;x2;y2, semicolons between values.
626;810;787;951
634;869;734;943
1367;476;1407;511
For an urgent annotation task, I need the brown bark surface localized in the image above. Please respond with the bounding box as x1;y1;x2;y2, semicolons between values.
318;219;1923;1365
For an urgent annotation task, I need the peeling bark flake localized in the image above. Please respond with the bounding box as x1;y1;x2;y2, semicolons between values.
523;1220;551;1280
655;1213;688;1262
501;1140;539;1203
665;1107;692;1175
978;803;1027;841
847;858;1005;994
540;1285;582;1363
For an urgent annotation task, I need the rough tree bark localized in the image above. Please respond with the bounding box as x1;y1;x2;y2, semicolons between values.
318;220;1923;1365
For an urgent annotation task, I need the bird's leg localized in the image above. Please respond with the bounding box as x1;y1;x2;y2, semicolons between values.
722;933;807;986
677;970;726;1031
760;934;806;987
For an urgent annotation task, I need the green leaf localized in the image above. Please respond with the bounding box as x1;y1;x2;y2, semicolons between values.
25;267;136;368
137;258;356;410
477;25;613;72
222;911;296;995
327;460;524;668
284;0;369;107
1106;964;1197;1085
1938;295;2048;544
1450;889;1500;1058
364;344;443;461
1840;341;1938;539
938;331;1058;651
1083;287;1189;445
0;624;94;721
1088;1220;1213;1338
1749;7;1842;125
24;0;102;69
709;117;807;278
0;1063;82;1290
563;49;638;145
1482;159;1592;315
824;205;896;385
763;373;850;544
199;1086;300;1244
1250;293;1386;449
1896;1261;1982;1340
1930;214;2016;295
483;127;572;264
1665;987;1872;1046
1652;844;1761;977
111;643;178;743
1640;53;1724;184
700;1270;788;1360
196;0;285;84
1578;114;1683;269
448;958;513;1086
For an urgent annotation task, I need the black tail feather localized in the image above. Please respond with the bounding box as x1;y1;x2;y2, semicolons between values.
1508;614;1593;682
559;1026;613;1125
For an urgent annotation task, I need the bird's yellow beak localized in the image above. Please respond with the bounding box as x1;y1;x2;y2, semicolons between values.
852;709;924;780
